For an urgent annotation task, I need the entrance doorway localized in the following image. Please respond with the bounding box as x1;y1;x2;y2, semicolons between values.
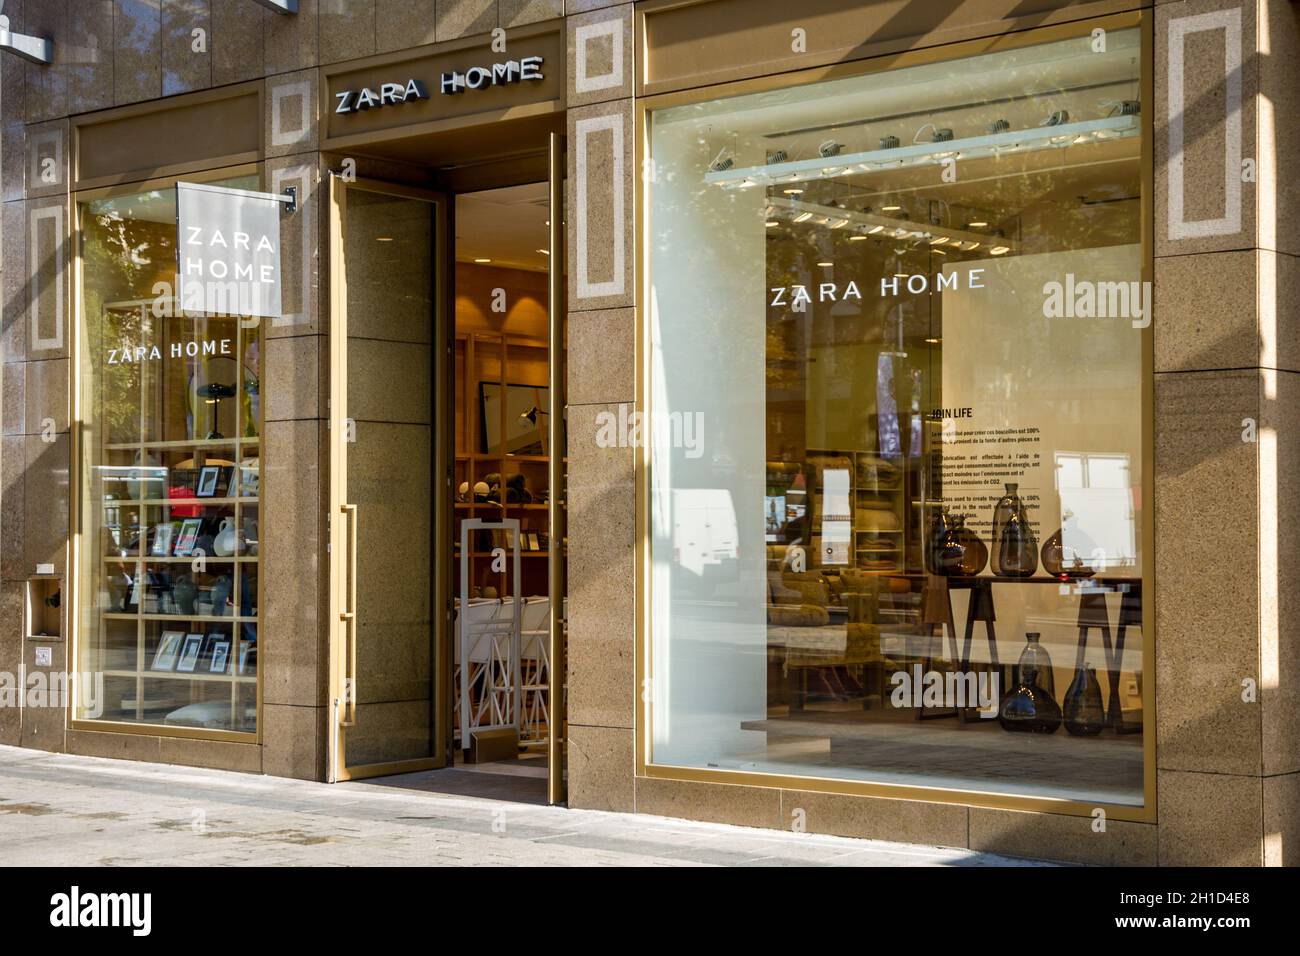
326;136;566;805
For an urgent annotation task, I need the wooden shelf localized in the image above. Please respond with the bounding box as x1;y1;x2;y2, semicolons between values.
101;612;257;623
105;669;256;684
103;438;259;452
104;555;256;563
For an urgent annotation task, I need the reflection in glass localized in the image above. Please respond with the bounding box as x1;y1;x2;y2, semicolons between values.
76;176;261;733
648;26;1146;805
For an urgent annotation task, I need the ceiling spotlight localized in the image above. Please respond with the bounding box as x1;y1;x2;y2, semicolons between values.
766;220;779;228
793;212;813;222
474;258;491;263
783;188;804;195
867;225;886;235
828;218;849;228
818;261;833;268
882;204;902;212
709;148;734;172
848;235;868;241
990;245;1011;255
537;248;550;255
967;220;988;228
375;236;394;242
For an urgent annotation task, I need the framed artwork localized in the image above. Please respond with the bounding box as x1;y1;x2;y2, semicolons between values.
208;640;231;674
151;631;184;671
237;642;256;676
480;382;550;455
149;522;178;557
195;466;220;498
173;518;203;556
526;532;540;551
175;633;204;673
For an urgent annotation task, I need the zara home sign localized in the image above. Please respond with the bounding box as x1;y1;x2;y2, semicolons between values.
176;182;283;319
334;56;544;113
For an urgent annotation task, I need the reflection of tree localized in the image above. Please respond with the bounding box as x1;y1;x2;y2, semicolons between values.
82;205;173;442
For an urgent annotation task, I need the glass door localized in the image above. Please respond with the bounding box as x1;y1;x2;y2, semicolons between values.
327;177;451;781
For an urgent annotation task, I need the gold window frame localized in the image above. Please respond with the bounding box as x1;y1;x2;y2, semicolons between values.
69;161;268;744
634;10;1156;823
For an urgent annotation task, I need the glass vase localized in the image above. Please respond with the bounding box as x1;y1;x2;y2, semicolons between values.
1063;663;1107;735
937;514;988;577
1041;524;1095;580
925;506;950;575
998;633;1061;733
992;483;1037;577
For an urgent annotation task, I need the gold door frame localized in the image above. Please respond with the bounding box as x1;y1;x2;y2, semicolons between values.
327;174;452;783
547;132;568;806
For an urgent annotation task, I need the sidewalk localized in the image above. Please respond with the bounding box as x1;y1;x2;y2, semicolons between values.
0;745;1049;867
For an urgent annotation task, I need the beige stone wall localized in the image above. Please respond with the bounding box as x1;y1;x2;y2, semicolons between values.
556;0;1300;867
0;0;1296;866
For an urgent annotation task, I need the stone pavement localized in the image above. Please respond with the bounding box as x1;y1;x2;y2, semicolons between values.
0;745;1049;866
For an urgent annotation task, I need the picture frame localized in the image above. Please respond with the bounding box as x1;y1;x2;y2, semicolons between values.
151;631;184;671
195;466;220;498
173;518;203;556
149;521;178;557
479;382;550;455
208;640;231;674
237;642;256;676
526;532;540;551
175;633;204;673
214;465;235;497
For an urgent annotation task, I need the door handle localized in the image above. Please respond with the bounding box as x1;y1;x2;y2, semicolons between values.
340;502;358;727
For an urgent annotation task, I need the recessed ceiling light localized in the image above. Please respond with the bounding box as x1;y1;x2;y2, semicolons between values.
375;236;393;242
793;212;813;222
784;188;804;195
848;235;868;241
967;220;989;228
766;220;779;228
537;248;550;255
893;273;908;279
474;258;492;263
990;246;1010;255
867;225;886;235
818;261;833;267
925;337;941;344
882;204;902;212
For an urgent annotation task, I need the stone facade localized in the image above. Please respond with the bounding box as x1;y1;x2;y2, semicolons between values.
0;0;1296;866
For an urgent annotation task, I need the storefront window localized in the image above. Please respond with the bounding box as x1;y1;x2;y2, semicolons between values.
76;175;262;733
648;27;1147;805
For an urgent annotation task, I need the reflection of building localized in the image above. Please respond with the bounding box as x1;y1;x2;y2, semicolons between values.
0;1;1295;868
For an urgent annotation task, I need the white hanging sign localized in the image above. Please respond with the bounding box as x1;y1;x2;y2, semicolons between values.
176;182;285;319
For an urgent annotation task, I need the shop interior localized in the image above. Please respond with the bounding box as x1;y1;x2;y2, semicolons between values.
650;27;1148;806
334;121;562;801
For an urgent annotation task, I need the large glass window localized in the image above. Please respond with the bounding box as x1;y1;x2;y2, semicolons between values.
648;26;1147;806
76;175;262;734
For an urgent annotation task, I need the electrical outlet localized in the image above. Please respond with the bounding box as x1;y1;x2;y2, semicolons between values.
35;646;52;667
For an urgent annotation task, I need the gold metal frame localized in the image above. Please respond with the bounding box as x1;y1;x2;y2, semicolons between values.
634;11;1157;824
68;161;267;744
326;175;451;783
547;131;568;806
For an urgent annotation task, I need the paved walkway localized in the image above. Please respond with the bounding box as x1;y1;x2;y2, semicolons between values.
0;745;1046;866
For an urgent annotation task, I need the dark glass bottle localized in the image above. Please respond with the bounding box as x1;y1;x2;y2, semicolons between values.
992;483;1037;577
938;514;988;577
999;632;1061;733
1015;632;1055;697
1063;663;1107;735
925;506;950;575
1042;524;1095;580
